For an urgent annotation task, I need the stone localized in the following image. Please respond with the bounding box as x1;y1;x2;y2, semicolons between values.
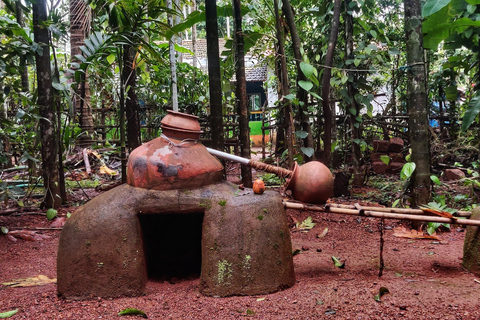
445;169;465;181
463;207;480;275
370;152;387;162
372;140;389;153
388;137;404;153
372;161;388;174
57;183;295;299
389;153;405;163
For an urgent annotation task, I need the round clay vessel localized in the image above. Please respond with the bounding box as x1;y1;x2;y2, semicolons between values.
127;135;223;190
285;161;334;204
161;110;201;131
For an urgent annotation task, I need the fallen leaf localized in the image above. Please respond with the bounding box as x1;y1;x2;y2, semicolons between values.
0;309;18;318
420;206;455;219
50;217;66;228
393;227;440;240
2;275;56;287
317;227;329;239
99;165;118;176
8;230;51;241
296;216;316;230
374;286;390;302
331;256;346;268
118;308;147;318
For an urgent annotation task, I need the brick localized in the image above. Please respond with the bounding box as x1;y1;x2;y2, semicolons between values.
445;169;465;181
372;140;389;153
372;161;388;174
388;137;404;153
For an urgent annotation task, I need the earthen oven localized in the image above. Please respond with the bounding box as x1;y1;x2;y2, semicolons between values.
57;111;295;299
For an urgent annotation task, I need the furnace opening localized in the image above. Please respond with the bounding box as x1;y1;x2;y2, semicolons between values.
138;212;204;281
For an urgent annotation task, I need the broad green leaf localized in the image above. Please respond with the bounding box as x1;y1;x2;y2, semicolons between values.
430;175;442;186
298;80;313;92
301;147;314;158
370;30;377;38
0;309;18;318
380;155;390;165
106;54;115;64
118;308;147;318
388;48;400;55
52;82;64;91
1;227;8;234
295;131;309;139
462;94;480;131
46;208;57;221
400;162;416;180
300;62;315;78
174;43;194;55
422;0;451;17
283;94;296;101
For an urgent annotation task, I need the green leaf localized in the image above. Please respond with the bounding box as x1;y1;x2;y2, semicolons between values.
107;54;115;64
400;162;416;180
462;94;480;131
46;208;58;221
296;216;315;230
298;80;314;92
331;256;345;268
1;227;8;234
430;175;442;186
374;287;390;302
300;62;315;78
380;155;390;165
118;308;147;318
295;130;309;139
0;309;18;318
422;0;451;17
301;147;314;158
173;43;194;55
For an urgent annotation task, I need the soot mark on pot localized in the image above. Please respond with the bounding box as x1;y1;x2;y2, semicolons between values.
156;162;183;177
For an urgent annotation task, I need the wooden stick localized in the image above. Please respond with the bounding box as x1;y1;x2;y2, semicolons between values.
83;148;91;175
326;202;471;217
284;202;480;226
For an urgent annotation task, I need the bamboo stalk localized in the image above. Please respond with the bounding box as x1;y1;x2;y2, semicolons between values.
326;202;471;217
284;202;480;227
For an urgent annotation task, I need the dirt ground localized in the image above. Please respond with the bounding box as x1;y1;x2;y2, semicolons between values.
1;184;480;320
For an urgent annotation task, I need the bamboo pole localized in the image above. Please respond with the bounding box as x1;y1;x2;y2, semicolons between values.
326;202;471;217
283;201;480;227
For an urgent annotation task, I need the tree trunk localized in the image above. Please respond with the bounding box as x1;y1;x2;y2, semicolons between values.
33;0;62;209
345;0;363;185
274;0;294;167
15;1;29;92
192;0;197;69
167;0;179;111
233;0;252;187
320;0;341;166
70;0;94;147
281;0;314;162
205;0;224;150
122;45;142;151
404;0;431;207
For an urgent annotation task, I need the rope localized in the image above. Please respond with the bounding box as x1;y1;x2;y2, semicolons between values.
161;134;198;148
248;160;292;179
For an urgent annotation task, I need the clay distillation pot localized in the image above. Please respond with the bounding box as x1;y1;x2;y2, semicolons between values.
206;148;334;204
127;111;223;190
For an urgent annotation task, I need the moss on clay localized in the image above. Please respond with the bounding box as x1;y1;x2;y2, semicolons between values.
217;259;233;284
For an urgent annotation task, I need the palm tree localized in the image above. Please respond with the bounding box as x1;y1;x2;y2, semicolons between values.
70;0;94;147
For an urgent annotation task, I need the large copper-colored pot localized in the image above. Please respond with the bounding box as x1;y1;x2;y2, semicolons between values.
126;111;223;190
